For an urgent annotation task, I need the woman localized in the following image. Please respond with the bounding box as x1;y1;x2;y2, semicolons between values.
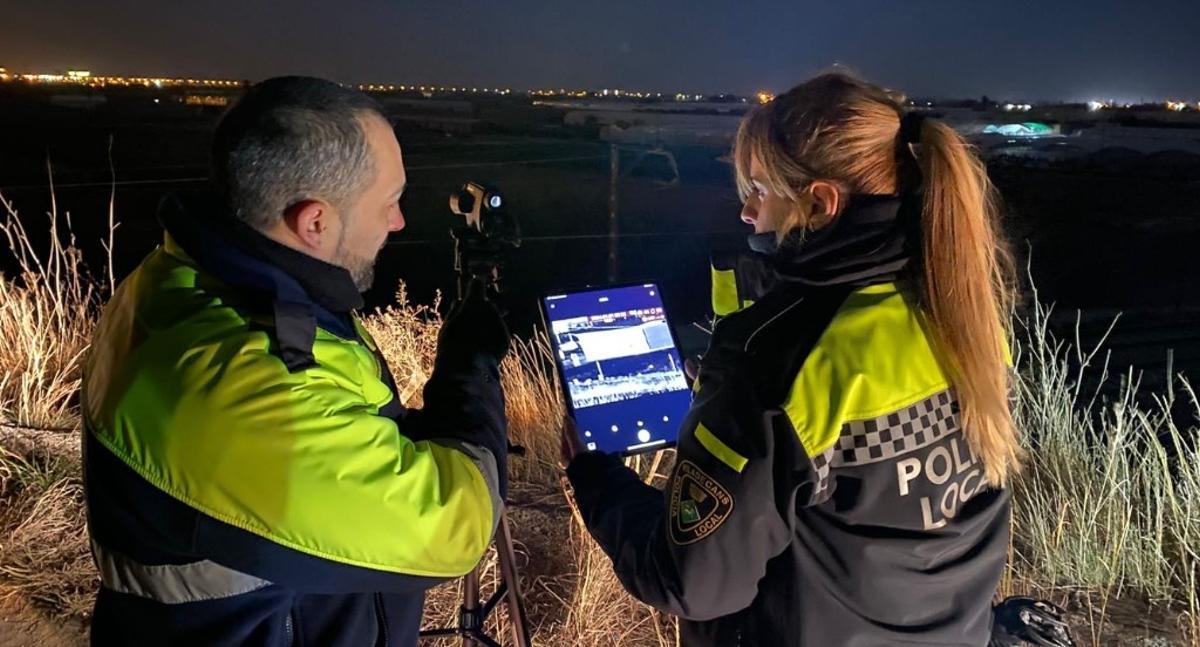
562;74;1070;646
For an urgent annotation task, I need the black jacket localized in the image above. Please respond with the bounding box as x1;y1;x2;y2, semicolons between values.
567;197;1011;646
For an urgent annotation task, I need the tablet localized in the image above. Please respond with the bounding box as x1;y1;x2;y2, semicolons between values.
541;283;692;456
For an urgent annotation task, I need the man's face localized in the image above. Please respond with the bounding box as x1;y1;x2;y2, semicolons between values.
334;114;407;291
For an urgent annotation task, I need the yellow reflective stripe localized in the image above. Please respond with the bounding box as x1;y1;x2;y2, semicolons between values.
711;266;741;316
781;283;952;458
694;422;748;473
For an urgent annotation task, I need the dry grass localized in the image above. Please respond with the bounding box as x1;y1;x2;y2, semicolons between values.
558;453;678;647
0;438;93;619
363;284;443;407
0;188;99;622
3;192;1200;645
1005;291;1200;646
0;190;99;432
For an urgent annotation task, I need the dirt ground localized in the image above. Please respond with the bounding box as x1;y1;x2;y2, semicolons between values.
1065;593;1190;647
0;586;86;647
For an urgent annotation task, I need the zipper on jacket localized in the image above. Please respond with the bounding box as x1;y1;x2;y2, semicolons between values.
284;611;294;647
374;592;389;647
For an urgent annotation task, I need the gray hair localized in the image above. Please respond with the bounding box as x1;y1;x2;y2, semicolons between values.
211;76;386;230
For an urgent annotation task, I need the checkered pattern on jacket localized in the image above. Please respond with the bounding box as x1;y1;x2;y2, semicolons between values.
806;389;960;504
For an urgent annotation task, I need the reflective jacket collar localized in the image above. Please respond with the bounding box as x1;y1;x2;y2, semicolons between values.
748;194;916;289
157;192;360;367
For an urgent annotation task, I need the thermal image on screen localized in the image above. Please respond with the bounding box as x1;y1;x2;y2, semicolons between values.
543;284;692;454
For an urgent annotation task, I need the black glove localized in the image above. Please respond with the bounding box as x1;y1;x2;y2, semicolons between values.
437;277;510;364
989;597;1074;647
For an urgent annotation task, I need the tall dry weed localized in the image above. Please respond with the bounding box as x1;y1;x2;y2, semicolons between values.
0;189;101;431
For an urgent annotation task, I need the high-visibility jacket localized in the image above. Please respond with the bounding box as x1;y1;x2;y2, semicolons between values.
82;193;506;646
568;239;1010;646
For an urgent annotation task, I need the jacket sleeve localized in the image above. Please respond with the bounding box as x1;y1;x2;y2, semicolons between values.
566;352;796;621
397;343;509;500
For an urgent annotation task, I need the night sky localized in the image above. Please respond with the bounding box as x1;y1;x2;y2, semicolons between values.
5;0;1200;102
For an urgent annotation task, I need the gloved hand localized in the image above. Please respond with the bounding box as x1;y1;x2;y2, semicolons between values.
989;597;1074;647
437;276;510;364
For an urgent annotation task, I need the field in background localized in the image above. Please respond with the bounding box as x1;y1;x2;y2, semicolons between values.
3;194;1200;646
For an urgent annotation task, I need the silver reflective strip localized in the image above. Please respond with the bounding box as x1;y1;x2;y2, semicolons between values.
92;540;271;604
428;438;503;535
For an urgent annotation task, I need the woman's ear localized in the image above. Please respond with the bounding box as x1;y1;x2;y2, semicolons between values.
805;180;843;230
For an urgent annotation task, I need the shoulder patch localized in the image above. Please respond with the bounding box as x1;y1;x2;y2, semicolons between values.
669;460;734;545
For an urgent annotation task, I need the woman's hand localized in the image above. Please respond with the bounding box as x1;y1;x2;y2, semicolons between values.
560;416;588;469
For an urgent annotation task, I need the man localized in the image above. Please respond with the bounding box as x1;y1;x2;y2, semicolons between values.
82;76;510;646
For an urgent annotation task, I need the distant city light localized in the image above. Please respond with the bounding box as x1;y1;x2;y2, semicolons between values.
3;67;1195;116
185;94;230;107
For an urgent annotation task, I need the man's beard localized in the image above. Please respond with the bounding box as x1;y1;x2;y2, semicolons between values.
333;237;379;292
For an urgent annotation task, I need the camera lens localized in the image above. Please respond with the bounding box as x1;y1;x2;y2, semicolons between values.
487;194;503;210
454;190;476;214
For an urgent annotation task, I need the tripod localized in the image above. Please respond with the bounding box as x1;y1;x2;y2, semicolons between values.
423;182;530;646
418;506;531;647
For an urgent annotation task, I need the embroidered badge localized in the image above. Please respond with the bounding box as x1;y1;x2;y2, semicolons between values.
669;460;734;545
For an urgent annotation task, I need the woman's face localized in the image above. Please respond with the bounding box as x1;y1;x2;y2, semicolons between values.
740;155;842;236
740;156;794;235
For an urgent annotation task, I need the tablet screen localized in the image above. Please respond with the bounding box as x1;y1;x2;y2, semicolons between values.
542;283;692;455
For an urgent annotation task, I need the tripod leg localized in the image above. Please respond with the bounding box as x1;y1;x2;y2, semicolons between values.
461;570;480;647
467;630;504;647
494;510;532;647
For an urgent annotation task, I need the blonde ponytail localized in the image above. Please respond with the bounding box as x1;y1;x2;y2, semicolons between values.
916;120;1021;486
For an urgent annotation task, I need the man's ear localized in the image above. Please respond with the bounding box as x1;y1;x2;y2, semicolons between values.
806;180;843;230
282;200;333;253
